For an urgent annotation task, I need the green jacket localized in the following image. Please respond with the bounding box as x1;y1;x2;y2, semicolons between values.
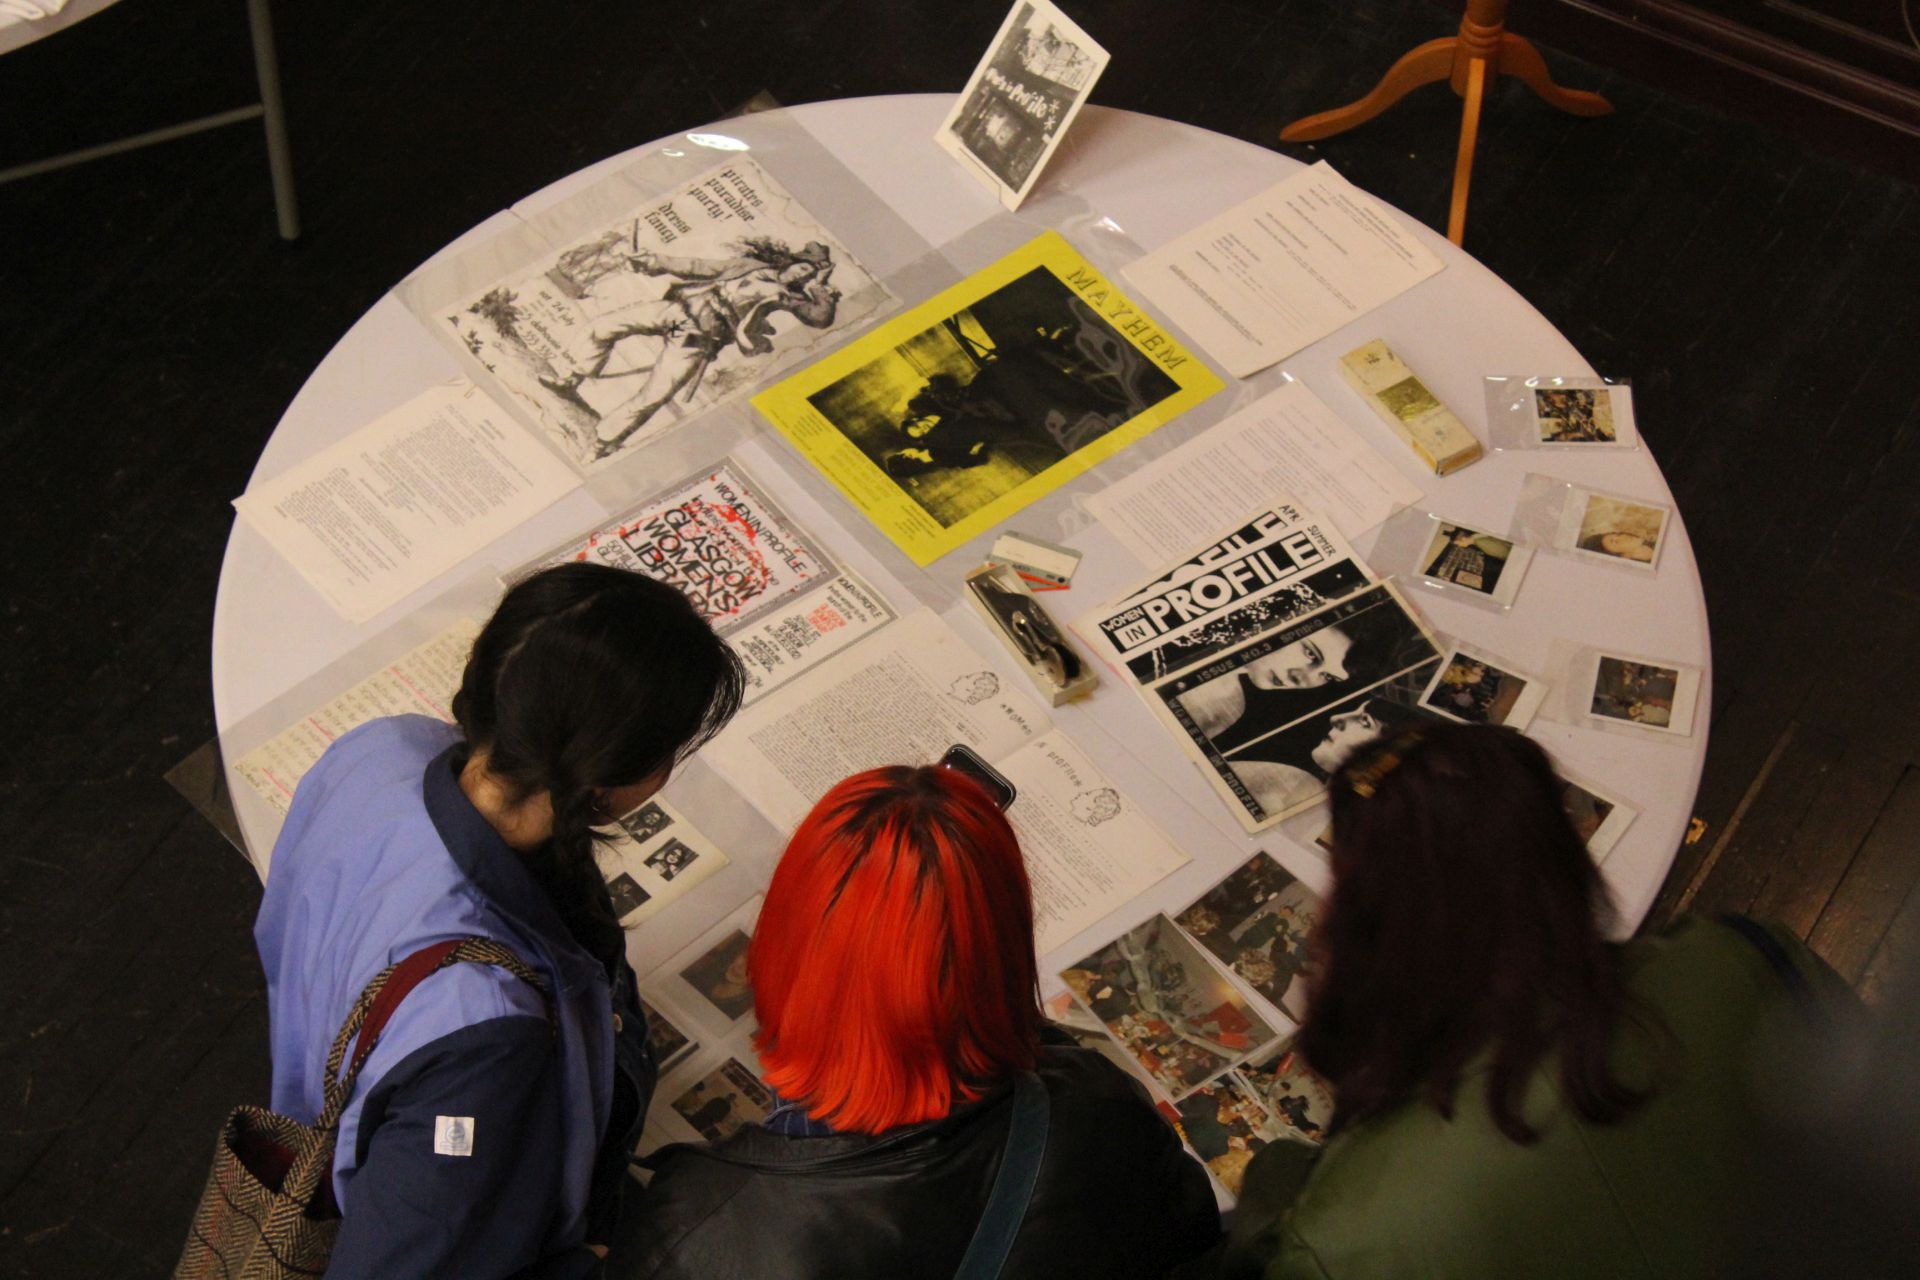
1222;916;1848;1279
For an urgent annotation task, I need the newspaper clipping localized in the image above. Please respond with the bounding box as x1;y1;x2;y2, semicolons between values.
1151;582;1443;831
535;459;895;701
447;157;890;469
754;230;1222;565
1082;502;1373;688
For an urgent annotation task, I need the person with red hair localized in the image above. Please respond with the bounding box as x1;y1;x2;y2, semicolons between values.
620;764;1219;1278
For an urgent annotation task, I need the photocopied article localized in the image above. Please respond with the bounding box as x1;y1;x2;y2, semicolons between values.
704;608;1051;830
233;382;579;623
1125;162;1445;378
232;619;483;813
531;459;897;702
1084;378;1420;562
999;734;1189;956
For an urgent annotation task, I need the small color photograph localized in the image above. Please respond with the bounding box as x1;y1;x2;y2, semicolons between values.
1174;852;1322;1021
679;928;756;1021
1418;522;1518;599
1419;650;1540;729
671;1059;773;1142
1062;913;1277;1099
1534;387;1616;443
1574;494;1666;568
1589;657;1684;730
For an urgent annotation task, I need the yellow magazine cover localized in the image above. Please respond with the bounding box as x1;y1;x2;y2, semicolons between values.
753;230;1223;565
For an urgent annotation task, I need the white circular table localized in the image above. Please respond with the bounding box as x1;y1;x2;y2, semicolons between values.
215;94;1709;934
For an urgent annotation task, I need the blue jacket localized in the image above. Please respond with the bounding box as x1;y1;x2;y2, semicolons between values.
256;715;655;1278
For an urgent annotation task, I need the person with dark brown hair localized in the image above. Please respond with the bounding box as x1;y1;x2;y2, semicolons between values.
1219;721;1851;1279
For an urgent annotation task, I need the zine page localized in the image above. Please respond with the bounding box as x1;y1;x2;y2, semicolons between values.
703;608;1051;831
1080;502;1374;690
754;230;1222;565
233;382;578;623
999;735;1189;957
1125;162;1446;378
531;458;896;703
934;0;1111;210
232;619;482;815
446;156;890;470
595;799;729;926
1084;378;1421;560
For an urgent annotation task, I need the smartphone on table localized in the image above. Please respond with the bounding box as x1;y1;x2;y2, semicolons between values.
937;743;1016;811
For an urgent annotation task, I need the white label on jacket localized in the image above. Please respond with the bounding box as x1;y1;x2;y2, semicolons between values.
434;1115;475;1157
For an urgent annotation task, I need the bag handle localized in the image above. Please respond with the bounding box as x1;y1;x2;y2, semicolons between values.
280;938;553;1214
954;1071;1051;1280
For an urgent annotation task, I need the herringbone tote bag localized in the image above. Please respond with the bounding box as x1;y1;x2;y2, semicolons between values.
175;938;549;1278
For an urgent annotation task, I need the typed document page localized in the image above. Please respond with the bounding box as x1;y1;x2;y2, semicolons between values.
1001;735;1190;957
234;381;578;623
1086;378;1421;562
704;608;1050;831
1124;162;1445;378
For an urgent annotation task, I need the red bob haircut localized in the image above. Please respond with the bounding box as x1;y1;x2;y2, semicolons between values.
750;765;1042;1133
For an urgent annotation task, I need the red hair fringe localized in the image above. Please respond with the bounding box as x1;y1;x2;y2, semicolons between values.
750;766;1041;1133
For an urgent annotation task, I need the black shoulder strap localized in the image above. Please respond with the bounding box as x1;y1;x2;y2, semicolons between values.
1718;913;1812;1005
955;1071;1051;1280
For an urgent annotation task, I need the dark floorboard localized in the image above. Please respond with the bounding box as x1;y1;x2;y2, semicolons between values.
2;0;1917;1274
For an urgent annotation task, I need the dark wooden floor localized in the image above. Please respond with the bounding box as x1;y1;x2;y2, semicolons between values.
1;0;1915;1273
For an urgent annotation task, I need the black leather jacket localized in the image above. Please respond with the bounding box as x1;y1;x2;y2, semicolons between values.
615;1044;1221;1279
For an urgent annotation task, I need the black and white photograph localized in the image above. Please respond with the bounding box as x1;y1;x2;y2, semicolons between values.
644;838;699;882
1588;655;1699;736
679;928;757;1022
1153;583;1441;828
1418;645;1546;730
639;998;698;1074
935;1;1110;208
1415;519;1529;606
443;157;888;468
605;873;651;920
616;800;674;846
1061;913;1277;1099
803;264;1179;529
1174;852;1322;1021
1533;386;1617;443
670;1059;774;1143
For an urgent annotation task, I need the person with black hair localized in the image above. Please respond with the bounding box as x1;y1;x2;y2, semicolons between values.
253;563;744;1278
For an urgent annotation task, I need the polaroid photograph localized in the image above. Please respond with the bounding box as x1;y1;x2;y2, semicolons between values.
1414;519;1531;607
1587;654;1700;736
679;929;755;1022
1560;489;1670;572
1419;645;1547;731
639;997;699;1074
1532;384;1634;446
935;1;1111;210
1061;913;1277;1100
1558;774;1637;862
670;1058;773;1143
1174;852;1323;1022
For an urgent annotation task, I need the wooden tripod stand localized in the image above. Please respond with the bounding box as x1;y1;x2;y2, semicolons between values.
1280;0;1611;245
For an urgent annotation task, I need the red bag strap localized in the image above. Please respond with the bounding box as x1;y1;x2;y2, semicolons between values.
348;939;467;1077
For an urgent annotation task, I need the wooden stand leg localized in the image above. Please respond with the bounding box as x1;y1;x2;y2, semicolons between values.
1497;33;1613;116
1446;56;1489;246
1279;38;1457;143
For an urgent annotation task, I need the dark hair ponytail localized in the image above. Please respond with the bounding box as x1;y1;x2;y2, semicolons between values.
453;562;745;959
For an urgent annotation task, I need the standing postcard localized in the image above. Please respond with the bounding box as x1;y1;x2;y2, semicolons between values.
937;2;1110;210
445;157;890;469
755;231;1222;565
